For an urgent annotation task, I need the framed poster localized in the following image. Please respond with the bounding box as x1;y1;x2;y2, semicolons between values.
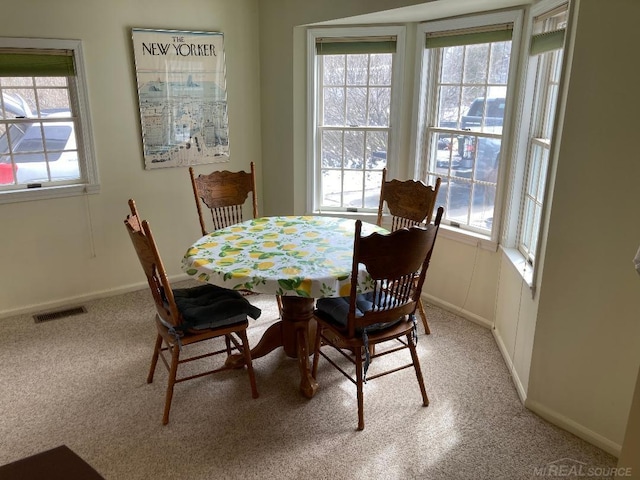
131;28;230;169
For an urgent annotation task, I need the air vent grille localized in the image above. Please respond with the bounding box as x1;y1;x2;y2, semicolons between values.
34;306;87;324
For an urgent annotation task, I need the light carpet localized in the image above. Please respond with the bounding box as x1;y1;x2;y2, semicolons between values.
0;283;617;479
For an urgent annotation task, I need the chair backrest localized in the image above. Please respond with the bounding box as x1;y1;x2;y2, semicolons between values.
189;162;258;236
376;168;442;231
124;199;181;328
347;207;443;338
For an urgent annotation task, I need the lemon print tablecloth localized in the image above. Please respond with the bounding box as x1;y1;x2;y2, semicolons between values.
182;216;387;298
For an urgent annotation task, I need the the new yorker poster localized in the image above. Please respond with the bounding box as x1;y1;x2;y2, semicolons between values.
132;28;230;169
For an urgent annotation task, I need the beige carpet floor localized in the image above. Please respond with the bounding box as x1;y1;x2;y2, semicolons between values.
0;283;617;479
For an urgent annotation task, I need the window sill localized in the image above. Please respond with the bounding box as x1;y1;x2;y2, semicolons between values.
500;246;535;288
437;224;498;252
309;210;379;223
0;183;100;205
310;210;499;251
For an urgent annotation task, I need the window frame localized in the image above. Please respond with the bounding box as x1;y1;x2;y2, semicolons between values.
306;26;405;215
411;10;524;250
0;37;99;204
501;0;572;292
516;2;568;264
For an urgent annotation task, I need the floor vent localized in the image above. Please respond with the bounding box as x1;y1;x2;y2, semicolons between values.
34;306;87;324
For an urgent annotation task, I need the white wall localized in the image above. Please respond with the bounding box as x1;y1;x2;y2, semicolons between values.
423;238;498;327
0;0;262;316
494;253;538;402
487;0;640;457
526;0;640;454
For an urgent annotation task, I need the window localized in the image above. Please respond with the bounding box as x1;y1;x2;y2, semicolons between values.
517;3;568;264
0;38;98;203
308;27;404;213
414;11;523;243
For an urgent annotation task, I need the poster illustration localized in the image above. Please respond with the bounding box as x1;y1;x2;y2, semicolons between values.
132;28;230;169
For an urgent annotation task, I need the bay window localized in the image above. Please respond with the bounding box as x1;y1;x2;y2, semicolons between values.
304;2;573;294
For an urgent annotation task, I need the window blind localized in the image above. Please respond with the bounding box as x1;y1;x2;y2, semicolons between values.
0;49;75;76
530;29;565;55
315;36;396;55
425;24;513;49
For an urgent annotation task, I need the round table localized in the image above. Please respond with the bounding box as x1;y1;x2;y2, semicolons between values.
181;215;387;397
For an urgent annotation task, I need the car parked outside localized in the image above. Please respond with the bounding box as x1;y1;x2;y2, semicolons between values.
461;97;506;131
0;92;32;184
446;96;505;181
452;136;501;181
0;161;14;184
2;91;33;119
0;93;79;185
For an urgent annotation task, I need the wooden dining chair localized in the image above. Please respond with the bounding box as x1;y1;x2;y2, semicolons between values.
312;207;443;430
376;168;442;334
189;163;284;316
124;199;260;425
189;162;258;236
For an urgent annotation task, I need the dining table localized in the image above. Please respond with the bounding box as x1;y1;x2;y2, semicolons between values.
181;215;387;398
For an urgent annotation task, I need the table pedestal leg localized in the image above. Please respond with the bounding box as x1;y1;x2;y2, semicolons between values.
225;295;318;398
283;297;318;399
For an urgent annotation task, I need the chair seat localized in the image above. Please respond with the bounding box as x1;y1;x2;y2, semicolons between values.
173;284;261;331
315;292;401;334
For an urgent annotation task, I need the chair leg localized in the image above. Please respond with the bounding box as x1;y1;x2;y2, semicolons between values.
311;325;323;379
238;329;259;399
355;346;365;431
407;333;429;407
276;295;284;319
162;341;180;425
224;334;232;356
147;333;162;384
418;298;430;335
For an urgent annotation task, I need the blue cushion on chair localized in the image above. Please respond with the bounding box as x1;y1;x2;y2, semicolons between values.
316;292;400;333
173;284;261;331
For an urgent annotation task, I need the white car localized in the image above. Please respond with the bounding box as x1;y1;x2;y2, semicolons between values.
0;112;80;185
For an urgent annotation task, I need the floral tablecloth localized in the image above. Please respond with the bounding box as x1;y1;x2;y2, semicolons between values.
181;216;387;298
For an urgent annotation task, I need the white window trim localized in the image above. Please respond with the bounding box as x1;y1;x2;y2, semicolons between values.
439;224;499;252
410;10;524;247
306;26;406;215
0;37;99;205
502;0;574;296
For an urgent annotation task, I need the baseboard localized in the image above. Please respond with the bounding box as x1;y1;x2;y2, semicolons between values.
427;294;622;458
0;273;191;320
422;293;493;329
492;328;528;404
525;398;622;458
